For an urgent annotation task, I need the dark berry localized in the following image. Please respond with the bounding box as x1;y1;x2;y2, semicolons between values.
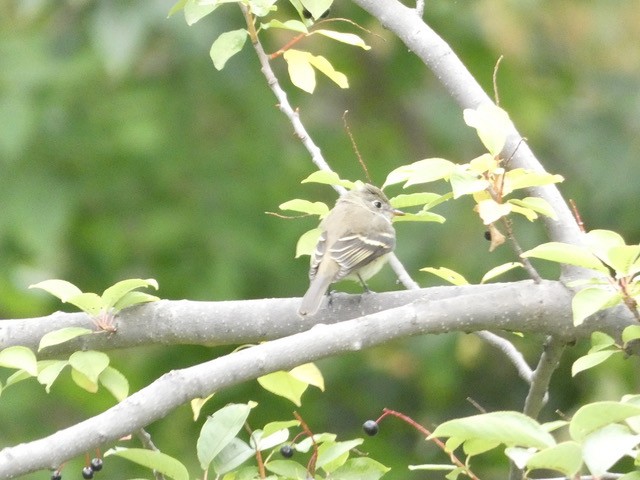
362;420;379;436
90;458;103;472
280;444;294;458
51;471;62;480
484;230;492;241
81;466;94;479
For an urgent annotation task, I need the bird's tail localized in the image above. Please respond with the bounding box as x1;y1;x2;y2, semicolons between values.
298;274;333;316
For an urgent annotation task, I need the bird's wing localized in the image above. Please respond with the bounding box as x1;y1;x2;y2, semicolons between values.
330;230;395;281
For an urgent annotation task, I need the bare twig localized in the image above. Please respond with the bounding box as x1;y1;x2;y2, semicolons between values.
342;110;371;182
474;331;533;383
239;3;418;289
135;429;166;480
492;55;504;106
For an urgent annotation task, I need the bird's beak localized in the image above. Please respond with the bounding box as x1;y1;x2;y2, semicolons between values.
393;209;405;217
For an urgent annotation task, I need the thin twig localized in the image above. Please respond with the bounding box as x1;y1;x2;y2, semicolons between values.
474;331;533;383
509;336;566;480
135;429;166;480
342;110;371;182
492;55;504;106
239;3;418;290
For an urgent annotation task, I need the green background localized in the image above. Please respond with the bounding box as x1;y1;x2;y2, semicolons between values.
1;0;639;477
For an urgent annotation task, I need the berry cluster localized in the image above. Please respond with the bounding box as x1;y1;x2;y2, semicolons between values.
51;458;103;480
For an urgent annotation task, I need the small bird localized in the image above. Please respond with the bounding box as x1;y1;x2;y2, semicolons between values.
298;183;403;316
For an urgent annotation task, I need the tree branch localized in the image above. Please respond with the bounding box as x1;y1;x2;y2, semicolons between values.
348;0;587;280
0;281;607;477
2;281;634;357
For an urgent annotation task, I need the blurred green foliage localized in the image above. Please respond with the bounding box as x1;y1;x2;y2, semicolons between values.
1;0;640;478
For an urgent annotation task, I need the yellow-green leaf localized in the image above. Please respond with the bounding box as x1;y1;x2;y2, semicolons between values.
289;363;324;391
313;30;370;50
572;286;622;326
521;242;609;273
39;327;93;351
69;350;110;384
106;447;189;480
481;262;524;284
257;370;308;406
0;346;38;376
29;279;82;302
383;158;455;188
450;168;490;199
476;199;512;224
261;19;308;33
284;49;317;93
420;267;469;286
393;211;446;223
296;227;322;258
279;199;329;216
210;29;248;70
505;168;564;191
463;105;511;156
508;197;557;220
191;394;215;421
100;366;129;401
572;350;619;376
301;170;355;189
37;360;68;393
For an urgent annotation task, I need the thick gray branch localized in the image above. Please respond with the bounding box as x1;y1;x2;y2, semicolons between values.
1;281;634;356
348;0;586;278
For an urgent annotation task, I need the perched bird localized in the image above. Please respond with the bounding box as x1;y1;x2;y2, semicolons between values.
298;183;403;316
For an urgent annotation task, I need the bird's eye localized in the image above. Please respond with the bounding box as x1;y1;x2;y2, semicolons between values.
373;200;383;208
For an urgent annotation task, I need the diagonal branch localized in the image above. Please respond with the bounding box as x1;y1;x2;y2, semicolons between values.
348;0;587;280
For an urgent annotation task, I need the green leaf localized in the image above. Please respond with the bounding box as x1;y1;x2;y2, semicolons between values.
105;447;189;480
212;438;255;475
265;459;309;478
431;411;556;450
313;30;370;49
462;437;500;456
505;168;564;191
301;170;355;189
197;403;253;470
66;292;104;317
475;198;512;224
382;158;456;189
463;104;511;156
481;262;523;284
283;49;316;93
504;446;536;469
183;0;217;25
279;199;329;216
249;427;289;451
582;424;640;476
589;331;616;352
392;211;446;223
262;420;300;438
296;227;322;258
289;363;324;391
572;286;621;326
330;457;390;480
622;325;640;343
101;278;158;310
0;346;38;376
299;0;332;19
167;0;188;18
37;360;68;393
389;192;442;209
508;203;538;221
257;370;308;406
316;439;364;471
569;401;640;441
113;291;160;311
71;368;98;393
420;267;469;286
28;279;82;301
261;19;309;33
69;350;110;384
509;197;557;219
607;245;640;276
521;242;609;273
5;369;33;387
525;441;582;477
247;0;278;17
307;51;348;89
38;327;93;351
450;168;490;199
99;366;129;401
571;350;619;376
210;29;248;70
191;394;215;421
